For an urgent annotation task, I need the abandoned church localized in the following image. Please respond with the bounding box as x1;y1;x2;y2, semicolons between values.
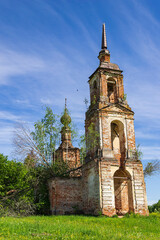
48;24;149;216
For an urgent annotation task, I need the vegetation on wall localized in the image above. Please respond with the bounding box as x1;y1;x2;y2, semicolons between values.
123;93;127;101
78;122;99;162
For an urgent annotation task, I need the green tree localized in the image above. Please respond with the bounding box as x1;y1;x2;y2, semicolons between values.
12;106;78;215
14;106;77;169
31;106;60;164
14;107;61;169
0;154;29;197
148;200;160;213
0;154;36;216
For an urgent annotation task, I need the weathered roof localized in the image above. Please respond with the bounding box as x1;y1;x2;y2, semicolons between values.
100;61;120;71
89;63;122;80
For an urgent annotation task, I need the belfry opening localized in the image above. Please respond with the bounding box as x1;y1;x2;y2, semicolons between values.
107;77;117;103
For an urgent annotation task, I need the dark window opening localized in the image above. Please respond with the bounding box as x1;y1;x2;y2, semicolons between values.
108;82;116;103
93;81;97;89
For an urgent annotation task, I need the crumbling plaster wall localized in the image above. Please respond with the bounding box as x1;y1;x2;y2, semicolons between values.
81;160;100;215
126;118;136;151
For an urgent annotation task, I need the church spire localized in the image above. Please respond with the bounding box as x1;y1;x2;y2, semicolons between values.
98;23;110;63
101;23;107;50
60;99;72;148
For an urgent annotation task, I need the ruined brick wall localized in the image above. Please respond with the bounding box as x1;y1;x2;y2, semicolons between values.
101;114;111;150
55;147;80;169
126;118;136;151
100;72;108;100
48;160;101;216
48;177;82;215
81;160;100;215
117;75;124;99
131;162;149;215
48;158;148;216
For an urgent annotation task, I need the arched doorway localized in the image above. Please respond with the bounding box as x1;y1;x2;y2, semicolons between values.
111;120;125;166
114;169;133;215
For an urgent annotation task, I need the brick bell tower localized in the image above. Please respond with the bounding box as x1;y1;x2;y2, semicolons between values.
85;24;149;216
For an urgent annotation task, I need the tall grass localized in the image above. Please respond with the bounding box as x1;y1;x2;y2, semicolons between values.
0;214;159;239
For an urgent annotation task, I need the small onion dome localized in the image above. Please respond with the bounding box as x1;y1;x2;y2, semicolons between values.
60;108;71;127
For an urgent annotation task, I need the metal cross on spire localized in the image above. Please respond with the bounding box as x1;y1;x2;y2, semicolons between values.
101;23;107;50
65;98;67;110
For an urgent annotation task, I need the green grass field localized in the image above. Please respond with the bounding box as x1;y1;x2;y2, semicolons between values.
0;214;160;240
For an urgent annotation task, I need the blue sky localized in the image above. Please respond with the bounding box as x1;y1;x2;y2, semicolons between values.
0;0;159;205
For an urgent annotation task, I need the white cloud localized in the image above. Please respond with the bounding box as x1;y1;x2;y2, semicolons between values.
141;146;160;161
0;111;21;122
0;125;14;144
40;98;53;105
135;130;160;140
0;48;46;85
15;99;29;104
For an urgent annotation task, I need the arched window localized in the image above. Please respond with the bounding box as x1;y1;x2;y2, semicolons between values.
111;123;120;151
111;120;125;165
